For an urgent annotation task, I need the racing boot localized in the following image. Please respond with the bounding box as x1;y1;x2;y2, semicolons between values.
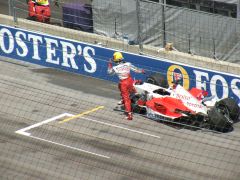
126;112;133;120
117;100;124;105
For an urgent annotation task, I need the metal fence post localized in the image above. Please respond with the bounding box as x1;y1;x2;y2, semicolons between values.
11;0;17;23
162;0;166;48
8;0;12;16
188;34;191;54
238;0;240;19
136;0;143;52
213;38;216;60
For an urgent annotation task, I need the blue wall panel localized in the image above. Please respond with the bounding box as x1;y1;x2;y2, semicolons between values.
0;25;239;105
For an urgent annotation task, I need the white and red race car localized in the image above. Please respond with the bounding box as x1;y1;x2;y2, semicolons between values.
118;74;240;132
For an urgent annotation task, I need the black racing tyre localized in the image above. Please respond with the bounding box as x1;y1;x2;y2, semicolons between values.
146;73;168;88
208;104;233;132
217;98;240;123
131;94;146;114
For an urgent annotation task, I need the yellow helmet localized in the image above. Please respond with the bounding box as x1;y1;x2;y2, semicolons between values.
113;52;124;62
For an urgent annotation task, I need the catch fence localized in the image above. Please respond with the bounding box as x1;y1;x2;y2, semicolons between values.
0;1;240;180
9;0;240;63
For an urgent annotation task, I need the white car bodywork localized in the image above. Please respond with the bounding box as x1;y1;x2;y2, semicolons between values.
133;82;218;116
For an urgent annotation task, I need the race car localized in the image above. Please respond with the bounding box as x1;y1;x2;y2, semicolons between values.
119;73;240;132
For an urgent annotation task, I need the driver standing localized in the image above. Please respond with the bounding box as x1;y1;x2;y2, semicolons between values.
107;52;145;120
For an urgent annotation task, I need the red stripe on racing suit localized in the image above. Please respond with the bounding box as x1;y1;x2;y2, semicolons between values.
108;62;143;113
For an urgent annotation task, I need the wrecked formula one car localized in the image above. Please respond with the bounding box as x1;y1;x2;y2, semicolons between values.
117;73;240;132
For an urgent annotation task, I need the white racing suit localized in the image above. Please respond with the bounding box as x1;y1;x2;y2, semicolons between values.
108;61;144;114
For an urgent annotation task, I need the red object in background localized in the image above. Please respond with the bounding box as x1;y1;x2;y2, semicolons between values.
35;5;51;23
28;0;51;23
28;0;35;17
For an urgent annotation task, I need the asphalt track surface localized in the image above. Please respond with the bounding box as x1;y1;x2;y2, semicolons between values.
1;3;240;180
0;56;240;180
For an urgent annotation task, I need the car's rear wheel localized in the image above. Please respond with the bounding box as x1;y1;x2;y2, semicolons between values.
208;103;233;132
217;98;240;123
146;73;168;88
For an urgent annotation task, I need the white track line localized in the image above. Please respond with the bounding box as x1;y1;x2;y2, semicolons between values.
15;113;74;136
15;113;110;159
80;116;161;139
15;112;160;160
